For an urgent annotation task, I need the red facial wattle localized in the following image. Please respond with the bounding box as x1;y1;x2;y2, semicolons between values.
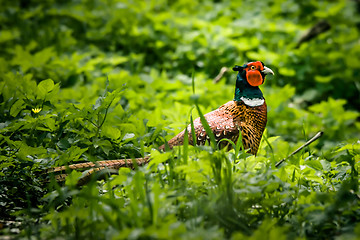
246;70;263;87
246;61;265;87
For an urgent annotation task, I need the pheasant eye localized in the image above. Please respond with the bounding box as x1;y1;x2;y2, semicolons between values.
250;66;256;70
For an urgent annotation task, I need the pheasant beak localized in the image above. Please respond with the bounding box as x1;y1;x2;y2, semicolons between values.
262;66;274;75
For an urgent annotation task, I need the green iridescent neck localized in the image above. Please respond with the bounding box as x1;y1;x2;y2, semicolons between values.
233;72;263;101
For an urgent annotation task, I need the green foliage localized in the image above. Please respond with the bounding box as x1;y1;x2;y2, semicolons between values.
1;0;360;239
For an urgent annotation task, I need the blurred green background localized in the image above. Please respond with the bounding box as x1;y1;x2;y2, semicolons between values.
1;0;359;102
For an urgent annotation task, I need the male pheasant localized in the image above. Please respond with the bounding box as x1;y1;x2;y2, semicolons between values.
163;61;273;154
48;61;273;182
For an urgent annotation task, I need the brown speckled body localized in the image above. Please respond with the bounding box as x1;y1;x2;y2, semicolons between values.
162;100;267;155
49;100;267;182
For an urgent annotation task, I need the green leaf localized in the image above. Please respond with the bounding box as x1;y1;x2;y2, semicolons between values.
148;151;172;168
58;146;88;165
195;104;217;150
98;139;112;155
102;125;121;140
279;68;296;77
108;56;128;65
335;142;360;153
10;99;25;117
44;117;56;131
315;75;333;83
189;109;197;147
17;144;47;160
110;168;131;185
37;79;55;99
306;160;323;171
65;171;83;186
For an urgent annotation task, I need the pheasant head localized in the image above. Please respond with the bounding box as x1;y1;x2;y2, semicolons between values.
233;61;274;105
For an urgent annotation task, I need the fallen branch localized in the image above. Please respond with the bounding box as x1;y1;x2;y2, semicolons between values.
213;67;229;83
296;20;331;48
275;131;323;168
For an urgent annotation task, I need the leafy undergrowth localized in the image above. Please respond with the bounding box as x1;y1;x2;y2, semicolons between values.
14;144;359;240
1;0;360;239
1;73;359;239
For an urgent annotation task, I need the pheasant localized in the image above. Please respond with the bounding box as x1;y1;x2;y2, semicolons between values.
48;61;274;182
163;61;273;154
